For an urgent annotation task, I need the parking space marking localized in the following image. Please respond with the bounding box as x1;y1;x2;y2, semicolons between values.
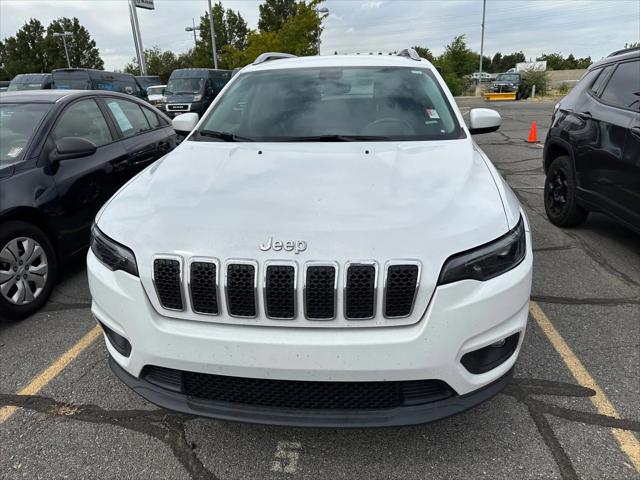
271;440;302;474
0;324;101;425
529;301;640;472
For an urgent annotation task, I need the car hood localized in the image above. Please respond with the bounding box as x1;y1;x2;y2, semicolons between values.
97;139;511;326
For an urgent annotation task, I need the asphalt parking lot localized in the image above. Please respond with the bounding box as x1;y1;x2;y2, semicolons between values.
1;98;639;480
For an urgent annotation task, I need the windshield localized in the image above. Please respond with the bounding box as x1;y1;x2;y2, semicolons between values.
0;103;51;166
496;74;520;82
166;77;204;95
194;67;462;142
148;86;165;95
8;83;44;91
53;71;91;89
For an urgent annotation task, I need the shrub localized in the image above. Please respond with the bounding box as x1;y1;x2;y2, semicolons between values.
557;82;572;95
521;69;550;98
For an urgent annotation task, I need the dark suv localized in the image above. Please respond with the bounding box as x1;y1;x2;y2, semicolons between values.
543;47;640;234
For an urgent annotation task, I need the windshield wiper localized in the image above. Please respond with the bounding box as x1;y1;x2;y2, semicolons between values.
277;134;394;142
195;130;255;142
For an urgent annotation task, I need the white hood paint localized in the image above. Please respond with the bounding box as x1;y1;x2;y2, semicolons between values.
97;138;511;327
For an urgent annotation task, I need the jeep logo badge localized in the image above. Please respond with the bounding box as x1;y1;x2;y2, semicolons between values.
259;237;307;254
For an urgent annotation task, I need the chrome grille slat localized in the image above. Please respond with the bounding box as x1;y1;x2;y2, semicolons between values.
225;260;258;318
304;263;338;320
153;256;184;311
264;262;297;319
158;258;421;323
189;258;219;315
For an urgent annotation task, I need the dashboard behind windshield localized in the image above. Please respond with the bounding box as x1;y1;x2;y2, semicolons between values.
194;66;463;142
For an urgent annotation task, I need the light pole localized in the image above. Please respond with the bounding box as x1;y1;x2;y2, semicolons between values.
477;0;487;94
128;0;147;76
315;7;329;55
52;31;72;68
185;19;200;48
207;0;218;69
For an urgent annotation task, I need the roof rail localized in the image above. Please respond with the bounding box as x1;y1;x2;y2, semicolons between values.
607;46;640;57
252;52;297;65
397;48;421;61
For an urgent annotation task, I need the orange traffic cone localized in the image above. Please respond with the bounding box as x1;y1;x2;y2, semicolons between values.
527;121;538;143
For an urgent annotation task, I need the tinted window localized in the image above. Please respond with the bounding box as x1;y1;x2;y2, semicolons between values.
600;61;640;110
196;67;462;142
590;66;613;94
52;71;91;89
0;103;51;166
105;98;150;137
52;99;113;147
142;106;160;128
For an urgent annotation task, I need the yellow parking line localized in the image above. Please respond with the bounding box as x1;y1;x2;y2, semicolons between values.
0;324;101;425
529;301;640;472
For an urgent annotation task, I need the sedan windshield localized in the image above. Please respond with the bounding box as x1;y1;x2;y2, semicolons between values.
194;67;462;142
0;103;51;167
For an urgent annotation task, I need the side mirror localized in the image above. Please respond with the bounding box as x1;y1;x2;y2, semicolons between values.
50;137;97;162
172;112;199;134
468;108;501;135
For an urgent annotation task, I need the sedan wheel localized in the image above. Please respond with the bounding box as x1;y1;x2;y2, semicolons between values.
0;221;56;322
0;237;49;305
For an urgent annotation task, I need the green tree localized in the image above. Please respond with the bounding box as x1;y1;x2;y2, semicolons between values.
412;46;436;63
434;35;476;95
45;17;104;70
124;47;195;82
194;3;249;69
258;0;298;32
0;40;8;80
221;0;325;68
2;19;48;77
489;51;525;72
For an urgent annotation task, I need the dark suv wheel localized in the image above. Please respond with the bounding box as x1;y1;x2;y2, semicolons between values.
544;156;588;228
0;221;57;322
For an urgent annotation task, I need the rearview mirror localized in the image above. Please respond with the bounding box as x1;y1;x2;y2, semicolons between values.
172;112;199;134
468;108;501;135
50;137;97;162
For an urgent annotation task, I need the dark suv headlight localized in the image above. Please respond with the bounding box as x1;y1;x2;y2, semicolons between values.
90;225;139;277
438;218;526;285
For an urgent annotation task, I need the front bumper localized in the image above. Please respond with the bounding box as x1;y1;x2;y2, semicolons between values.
109;356;514;427
88;228;532;426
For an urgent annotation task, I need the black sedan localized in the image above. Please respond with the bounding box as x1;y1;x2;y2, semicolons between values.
0;90;177;320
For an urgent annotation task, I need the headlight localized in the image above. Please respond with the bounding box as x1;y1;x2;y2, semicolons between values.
90;225;139;277
193;94;203;101
438;218;526;285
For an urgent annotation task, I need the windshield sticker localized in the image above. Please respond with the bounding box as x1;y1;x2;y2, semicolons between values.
7;146;23;158
426;108;440;119
107;101;133;131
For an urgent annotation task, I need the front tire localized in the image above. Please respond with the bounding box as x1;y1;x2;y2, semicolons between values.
544;156;588;228
0;221;57;322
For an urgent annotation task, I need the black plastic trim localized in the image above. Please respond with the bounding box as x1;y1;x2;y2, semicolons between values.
109;357;513;428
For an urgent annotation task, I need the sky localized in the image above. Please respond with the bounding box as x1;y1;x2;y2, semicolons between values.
1;0;639;71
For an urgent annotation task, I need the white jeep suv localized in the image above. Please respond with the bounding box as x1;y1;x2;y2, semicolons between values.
88;50;532;427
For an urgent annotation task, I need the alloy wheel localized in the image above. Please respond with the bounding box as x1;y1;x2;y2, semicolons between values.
0;237;49;306
546;168;569;216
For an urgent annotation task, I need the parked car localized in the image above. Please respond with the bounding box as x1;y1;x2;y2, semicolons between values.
543;47;640;234
135;75;162;91
0;90;177;320
146;84;166;107
164;68;231;118
52;69;147;100
489;72;523;99
8;73;53;91
88;50;532;427
0;81;9;92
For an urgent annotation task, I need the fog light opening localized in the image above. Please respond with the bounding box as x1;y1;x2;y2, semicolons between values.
99;321;132;358
461;333;519;374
